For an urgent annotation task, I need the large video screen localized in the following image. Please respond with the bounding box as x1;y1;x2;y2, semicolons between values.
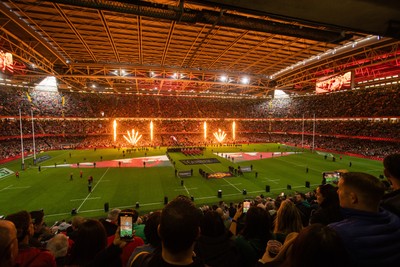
315;72;351;94
0;51;13;73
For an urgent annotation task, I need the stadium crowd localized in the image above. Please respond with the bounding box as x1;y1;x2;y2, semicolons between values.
1;153;400;267
0;85;399;161
1;119;399;141
0;86;399;118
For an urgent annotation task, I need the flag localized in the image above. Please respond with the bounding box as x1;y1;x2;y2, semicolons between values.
26;92;32;102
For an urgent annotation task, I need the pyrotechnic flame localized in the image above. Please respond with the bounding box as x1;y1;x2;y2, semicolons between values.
123;129;142;146
213;129;227;143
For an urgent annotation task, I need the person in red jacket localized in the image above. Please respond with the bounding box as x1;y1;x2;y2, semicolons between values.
6;210;56;267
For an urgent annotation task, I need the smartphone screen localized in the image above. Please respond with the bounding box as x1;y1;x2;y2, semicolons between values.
322;171;340;184
119;213;133;240
243;201;251;213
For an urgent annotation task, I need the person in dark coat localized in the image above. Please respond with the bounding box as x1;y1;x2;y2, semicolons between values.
195;210;241;267
381;153;400;216
329;172;400;267
310;184;343;225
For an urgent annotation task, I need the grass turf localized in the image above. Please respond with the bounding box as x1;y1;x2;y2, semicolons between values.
0;143;383;224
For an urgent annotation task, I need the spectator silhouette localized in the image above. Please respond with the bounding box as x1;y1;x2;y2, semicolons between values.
230;205;272;267
131;209;146;243
256;199;303;266
294;193;311;227
273;199;303;244
46;233;69;266
195;210;241;267
29;210;53;248
5;210;56;267
0;219;19;267
100;208;120;237
129;195;205;266
66;216;85;242
381;153;400;216
128;211;162;266
228;202;237;219
277;224;351;267
329;172;400;266
66;218;125;267
310;184;343;225
106;209;144;267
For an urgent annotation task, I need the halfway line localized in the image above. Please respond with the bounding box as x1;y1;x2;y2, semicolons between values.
76;168;110;212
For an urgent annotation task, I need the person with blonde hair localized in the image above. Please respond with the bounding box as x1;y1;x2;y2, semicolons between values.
273;200;303;244
257;200;302;266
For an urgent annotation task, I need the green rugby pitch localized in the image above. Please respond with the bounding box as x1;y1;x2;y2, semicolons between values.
0;143;383;224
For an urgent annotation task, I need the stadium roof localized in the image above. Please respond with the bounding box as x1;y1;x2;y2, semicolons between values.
0;0;400;97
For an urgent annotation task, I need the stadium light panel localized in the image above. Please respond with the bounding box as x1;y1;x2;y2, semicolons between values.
34;76;57;92
274;89;289;98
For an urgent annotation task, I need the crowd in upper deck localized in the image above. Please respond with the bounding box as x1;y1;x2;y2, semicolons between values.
0;85;399;161
1;85;399;119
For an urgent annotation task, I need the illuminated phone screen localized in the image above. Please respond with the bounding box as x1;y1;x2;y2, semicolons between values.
119;215;133;239
243;201;251;213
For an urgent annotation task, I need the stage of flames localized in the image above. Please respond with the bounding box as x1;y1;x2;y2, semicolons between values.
213;129;227;143
123;129;142;146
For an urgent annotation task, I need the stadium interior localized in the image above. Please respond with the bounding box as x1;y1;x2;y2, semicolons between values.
0;1;400;266
0;0;398;161
0;0;400;95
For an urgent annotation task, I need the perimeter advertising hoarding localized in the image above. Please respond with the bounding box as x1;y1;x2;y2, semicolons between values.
316;72;351;94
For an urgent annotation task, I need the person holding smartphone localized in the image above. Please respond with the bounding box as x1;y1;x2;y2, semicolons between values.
242;201;251;214
106;210;144;267
229;202;273;267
